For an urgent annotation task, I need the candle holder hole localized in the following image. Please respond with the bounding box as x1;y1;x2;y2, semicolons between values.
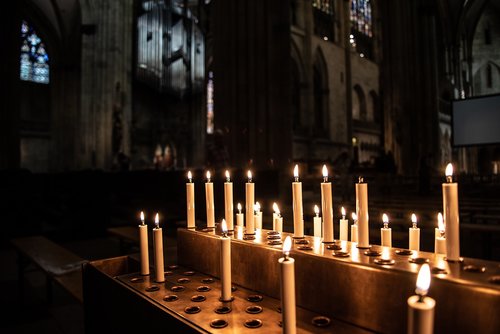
167;264;179;270
294;239;309;245
488;276;500;284
183;271;195;276
231;286;237;292
163;295;179;302
165;271;174;276
326;244;342;250
191;295;206;302
462;265;486;273
431;267;448;275
247;294;263;302
363;250;381;257
267;235;282;240
246;306;263;314
395;249;413;256
170;285;185;292
267;231;280;235
214;306;232;314
268;240;282;245
408;257;429;264
201;278;215;284
177;278;191;284
129;277;144;283
244;319;263;328
210;319;228;329
145;285;160;292
196;286;211;292
333;251;350;257
298;245;313;251
312;316;331;327
374;258;395;265
184;306;201;314
243;235;256;240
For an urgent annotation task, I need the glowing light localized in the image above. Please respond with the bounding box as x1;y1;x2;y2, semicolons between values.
254;202;261;213
206;171;211;181
322;165;328;178
341;206;346;217
247;170;252;182
237;203;242;213
293;164;299;178
445;163;453;177
225;170;230;181
382;213;389;224
221;219;227;234
352;212;358;222
415;263;431;296
438;213;445;232
411;213;417;225
273;203;280;215
188;171;192;182
314;205;320;216
283;236;292;256
140;211;145;223
154;213;159;228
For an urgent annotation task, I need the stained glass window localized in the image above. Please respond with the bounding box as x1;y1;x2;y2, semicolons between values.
206;71;214;134
20;20;50;84
350;0;372;37
312;0;335;41
312;0;334;15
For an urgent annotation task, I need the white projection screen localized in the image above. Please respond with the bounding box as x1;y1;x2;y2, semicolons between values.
451;94;500;146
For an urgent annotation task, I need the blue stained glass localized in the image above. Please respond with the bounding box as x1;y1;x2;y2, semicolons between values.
351;0;372;37
20;20;49;84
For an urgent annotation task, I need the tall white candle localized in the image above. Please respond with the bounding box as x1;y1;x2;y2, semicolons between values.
321;165;334;242
236;203;244;227
138;211;149;275
339;206;348;241
292;165;304;238
351;212;358;243
205;171;215;228
246;171;255;234
273;203;283;232
409;213;420;251
442;163;460;261
254;202;262;230
153;213;165;283
224;170;234;231
407;264;435;334
313;205;322;238
381;213;392;247
435;212;446;255
186;171;195;229
220;219;232;301
356;177;370;248
279;236;296;334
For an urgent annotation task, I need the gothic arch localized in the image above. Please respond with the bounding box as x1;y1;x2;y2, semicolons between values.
352;84;366;121
313;47;329;133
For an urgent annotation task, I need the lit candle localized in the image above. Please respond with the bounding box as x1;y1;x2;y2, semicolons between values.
279;236;296;334
153;213;165;283
236;203;244;228
254;201;262;230
407;264;435;334
273;203;283;233
381;213;392;247
356;177;370;248
321;165;334;243
205;171;215;229
351;212;358;243
186;171;195;229
435;213;446;255
442;163;460;261
292;165;304;238
339;206;348;241
409;213;420;251
224;170;234;231
246;171;255;234
220;219;232;302
138;211;149;276
313;205;322;238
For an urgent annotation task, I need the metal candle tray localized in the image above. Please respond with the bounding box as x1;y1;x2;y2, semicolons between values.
177;227;500;334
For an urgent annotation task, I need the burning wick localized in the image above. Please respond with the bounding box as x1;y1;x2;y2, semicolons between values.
154;213;159;229
445;163;453;183
140;211;145;225
206;171;211;183
237;203;242;214
188;170;192;183
254;202;261;214
247;170;252;183
341;206;346;220
314;205;320;217
293;165;299;182
415;264;431;302
438;212;445;238
225;170;230;182
221;219;228;238
382;213;389;229
283;236;292;261
352;212;358;225
358;176;364;183
411;213;418;229
322;165;328;183
273;202;281;217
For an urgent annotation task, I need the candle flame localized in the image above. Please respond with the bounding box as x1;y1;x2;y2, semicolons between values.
293;164;299;178
254;202;261;212
140;211;145;222
411;213;417;224
445;163;453;177
341;206;346;216
155;213;159;226
206;170;211;181
415;263;431;296
221;219;227;234
187;170;192;180
237;203;242;211
283;236;292;255
273;202;280;215
314;205;319;215
438;212;445;231
322;165;328;178
247;170;252;181
351;212;358;221
382;213;389;224
225;170;230;179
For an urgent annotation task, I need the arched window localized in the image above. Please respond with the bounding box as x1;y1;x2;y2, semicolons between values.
206;71;214;134
313;49;329;135
20;20;49;84
312;0;335;41
350;0;372;37
352;85;366;121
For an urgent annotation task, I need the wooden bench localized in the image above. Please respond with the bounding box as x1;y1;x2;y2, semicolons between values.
11;235;86;303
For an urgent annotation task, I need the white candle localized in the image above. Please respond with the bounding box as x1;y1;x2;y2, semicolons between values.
292;165;304;238
254;202;262;230
220;219;232;301
273;203;283;232
381;213;392;247
205;171;215;229
442;163;460;261
409;213;420;251
236;203;244;227
246;171;255;234
320;165;334;242
356;177;370;248
339;206;348;241
351;212;358;243
153;213;165;283
407;264;435;334
313;205;322;238
279;236;296;334
186;171;195;229
138;211;149;275
435;212;446;255
224;170;234;231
